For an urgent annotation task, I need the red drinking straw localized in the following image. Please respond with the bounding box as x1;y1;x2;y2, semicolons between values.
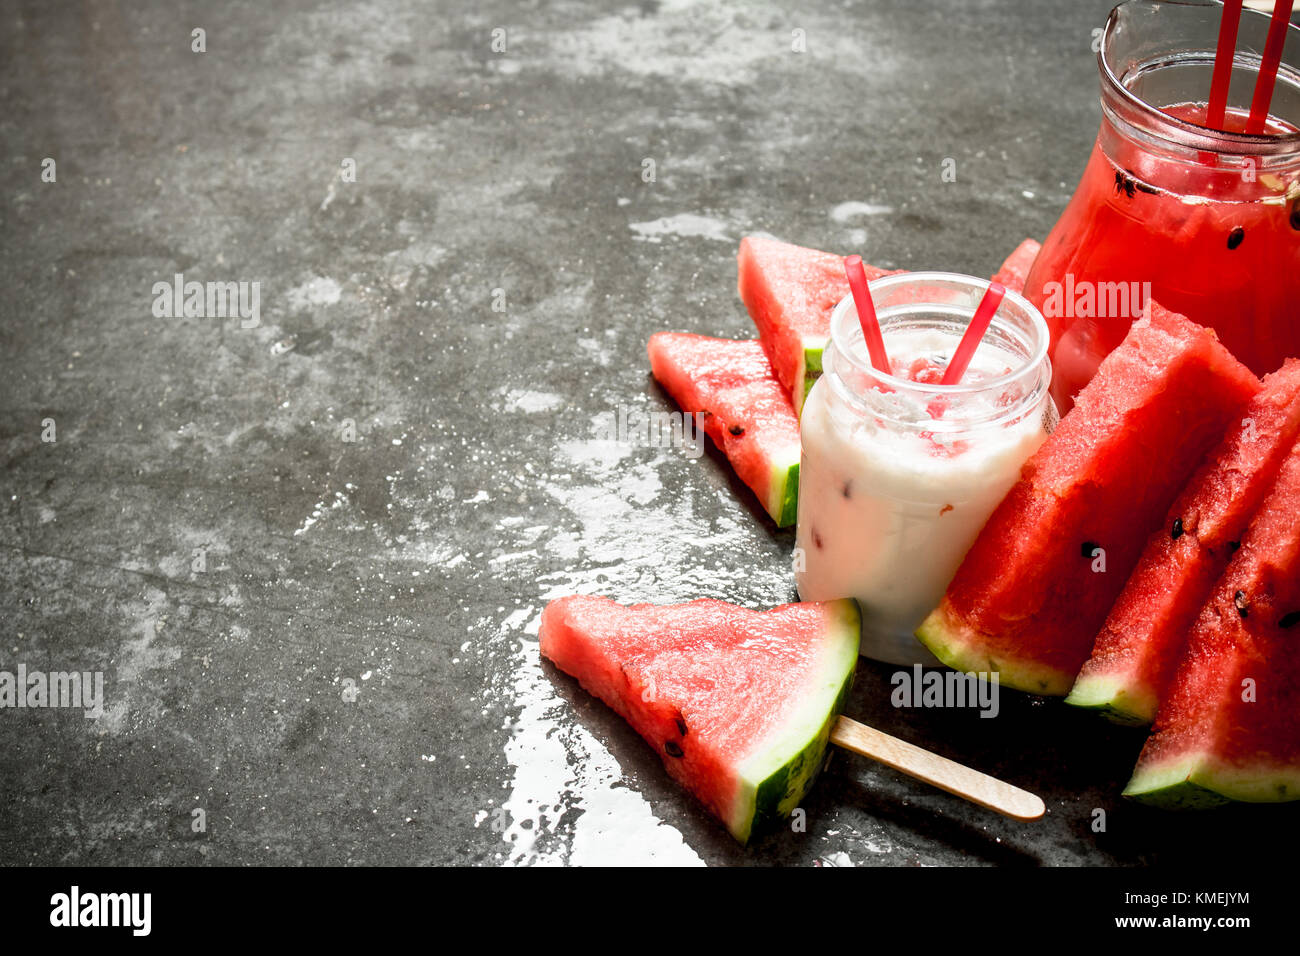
843;256;891;374
1246;0;1295;134
941;281;1007;386
1207;0;1244;130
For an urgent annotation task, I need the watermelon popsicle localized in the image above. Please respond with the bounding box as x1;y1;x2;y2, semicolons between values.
539;595;1043;844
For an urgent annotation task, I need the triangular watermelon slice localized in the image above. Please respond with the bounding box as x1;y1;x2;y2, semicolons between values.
991;238;1041;294
915;302;1260;695
737;236;901;414
1069;359;1300;723
539;595;859;843
1124;437;1300;807
648;332;801;527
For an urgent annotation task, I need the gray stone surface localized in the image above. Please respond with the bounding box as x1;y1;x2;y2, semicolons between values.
1;0;1292;866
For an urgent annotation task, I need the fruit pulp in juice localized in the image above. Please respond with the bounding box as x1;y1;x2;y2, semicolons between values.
1023;104;1300;411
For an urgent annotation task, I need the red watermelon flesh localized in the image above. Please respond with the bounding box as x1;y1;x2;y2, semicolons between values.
991;238;1041;295
1124;438;1300;806
539;595;859;842
647;332;801;527
915;302;1261;695
737;235;900;414
1069;359;1300;723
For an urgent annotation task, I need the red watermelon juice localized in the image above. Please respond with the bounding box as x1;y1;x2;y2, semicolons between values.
1023;1;1300;411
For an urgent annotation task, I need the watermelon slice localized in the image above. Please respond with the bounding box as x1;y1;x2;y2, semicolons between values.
991;238;1041;295
915;303;1260;695
647;332;801;527
539;595;860;843
1124;438;1300;807
1069;359;1300;724
737;235;900;414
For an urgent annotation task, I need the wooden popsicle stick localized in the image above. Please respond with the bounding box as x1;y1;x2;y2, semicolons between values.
830;715;1046;821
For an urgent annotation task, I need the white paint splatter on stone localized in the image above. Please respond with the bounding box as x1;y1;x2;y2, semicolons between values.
630;213;731;244
286;276;342;311
830;201;895;222
98;589;183;736
499;389;566;414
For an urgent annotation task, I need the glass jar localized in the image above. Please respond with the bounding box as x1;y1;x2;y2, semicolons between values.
1023;0;1300;412
794;273;1055;666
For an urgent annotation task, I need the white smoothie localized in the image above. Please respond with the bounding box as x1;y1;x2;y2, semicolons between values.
794;277;1053;665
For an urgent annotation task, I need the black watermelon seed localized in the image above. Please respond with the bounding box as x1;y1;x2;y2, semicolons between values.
1291;200;1300;231
1279;611;1300;629
1228;540;1241;554
675;717;688;737
1081;540;1100;557
1227;226;1245;250
1234;590;1250;618
664;741;684;758
1171;518;1184;540
728;424;744;436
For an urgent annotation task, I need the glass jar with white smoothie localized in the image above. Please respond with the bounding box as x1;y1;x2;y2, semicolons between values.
795;272;1055;665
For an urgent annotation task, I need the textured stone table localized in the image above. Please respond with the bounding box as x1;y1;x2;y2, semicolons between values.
1;0;1292;866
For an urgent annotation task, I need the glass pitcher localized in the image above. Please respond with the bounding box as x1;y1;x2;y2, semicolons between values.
1023;0;1300;411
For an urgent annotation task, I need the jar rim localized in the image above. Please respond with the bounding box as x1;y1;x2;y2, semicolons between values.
1099;0;1300;155
827;271;1051;398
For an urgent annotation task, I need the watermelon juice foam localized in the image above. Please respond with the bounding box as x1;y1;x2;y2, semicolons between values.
1023;0;1300;412
794;273;1054;666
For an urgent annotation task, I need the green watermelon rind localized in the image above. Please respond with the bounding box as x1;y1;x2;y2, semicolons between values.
1064;671;1157;727
768;457;801;529
792;337;827;416
914;602;1074;697
1123;754;1300;808
729;599;859;843
804;341;825;378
